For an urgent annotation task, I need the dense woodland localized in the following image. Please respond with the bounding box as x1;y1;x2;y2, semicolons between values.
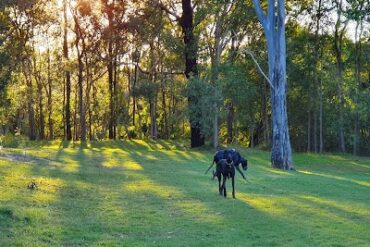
0;0;369;155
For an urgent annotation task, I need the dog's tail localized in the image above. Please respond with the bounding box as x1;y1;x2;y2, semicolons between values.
205;160;215;174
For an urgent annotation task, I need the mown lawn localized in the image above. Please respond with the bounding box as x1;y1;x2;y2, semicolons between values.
0;140;369;246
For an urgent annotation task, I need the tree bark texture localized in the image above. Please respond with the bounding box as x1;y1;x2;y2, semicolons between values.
63;0;72;141
23;61;36;141
227;102;234;144
74;16;86;142
181;0;204;148
253;0;293;170
46;48;53;139
333;0;346;153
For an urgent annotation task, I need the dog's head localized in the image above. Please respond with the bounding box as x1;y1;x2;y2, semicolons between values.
241;158;248;171
226;153;233;164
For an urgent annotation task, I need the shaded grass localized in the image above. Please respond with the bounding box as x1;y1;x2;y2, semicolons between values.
0;140;369;246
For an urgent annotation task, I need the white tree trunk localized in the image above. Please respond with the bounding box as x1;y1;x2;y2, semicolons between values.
253;0;293;170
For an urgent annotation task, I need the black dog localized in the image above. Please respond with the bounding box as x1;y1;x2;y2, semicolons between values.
205;149;248;180
215;158;236;198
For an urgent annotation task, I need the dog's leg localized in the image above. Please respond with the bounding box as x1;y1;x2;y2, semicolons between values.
235;165;246;180
222;175;227;197
232;176;235;199
218;174;222;195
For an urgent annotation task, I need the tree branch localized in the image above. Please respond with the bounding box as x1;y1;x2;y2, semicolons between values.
252;0;267;29
154;0;181;22
118;61;184;76
242;49;274;89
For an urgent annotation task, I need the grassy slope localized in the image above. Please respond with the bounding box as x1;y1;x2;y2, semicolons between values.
0;140;369;247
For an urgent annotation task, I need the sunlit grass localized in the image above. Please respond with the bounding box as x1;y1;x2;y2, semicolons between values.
0;140;369;246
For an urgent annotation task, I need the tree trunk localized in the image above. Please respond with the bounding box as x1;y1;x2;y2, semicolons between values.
33;56;45;140
213;109;218;148
353;17;363;155
150;96;158;139
210;3;227;149
170;86;176;136
226;102;234;144
73;11;86;143
46;48;53;139
23;62;36;141
113;57;118;139
132;63;137;126
161;81;168;138
36;74;45;140
107;4;117;140
108;56;114;139
312;0;323;153
77;56;85;142
181;0;204;148
307;110;311;152
226;32;237;145
334;0;347;153
73;83;78;141
270;59;293;169
319;77;324;153
85;55;93;141
262;81;270;145
253;0;293;170
74;37;85;142
63;0;72;141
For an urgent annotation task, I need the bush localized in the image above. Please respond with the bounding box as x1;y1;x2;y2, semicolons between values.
0;134;28;148
127;126;137;139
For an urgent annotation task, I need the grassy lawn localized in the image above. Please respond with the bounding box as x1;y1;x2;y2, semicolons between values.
0;140;369;246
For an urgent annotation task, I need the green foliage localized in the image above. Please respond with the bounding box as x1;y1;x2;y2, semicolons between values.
0;134;29;148
126;125;137;139
0;0;369;154
132;79;159;100
219;62;258;125
185;77;217;136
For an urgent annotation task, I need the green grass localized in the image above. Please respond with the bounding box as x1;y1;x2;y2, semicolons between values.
0;140;369;246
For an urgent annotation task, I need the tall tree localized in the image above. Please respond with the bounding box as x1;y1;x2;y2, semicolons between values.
33;54;45;139
181;0;204;147
22;59;37;140
207;0;236;149
45;46;53;139
157;0;205;147
346;0;368;155
72;3;87;142
63;0;72;140
333;0;348;153
252;0;293;169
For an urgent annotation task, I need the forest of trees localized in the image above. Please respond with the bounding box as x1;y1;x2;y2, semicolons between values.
0;0;369;155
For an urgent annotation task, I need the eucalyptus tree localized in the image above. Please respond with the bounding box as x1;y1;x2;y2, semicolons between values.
300;0;333;153
345;0;369;155
252;0;293;169
2;0;52;140
332;0;349;153
99;0;130;140
222;0;258;145
71;0;92;142
203;0;236;148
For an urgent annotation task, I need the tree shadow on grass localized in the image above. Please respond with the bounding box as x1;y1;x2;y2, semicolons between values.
9;142;210;246
123;148;370;246
2;142;369;246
